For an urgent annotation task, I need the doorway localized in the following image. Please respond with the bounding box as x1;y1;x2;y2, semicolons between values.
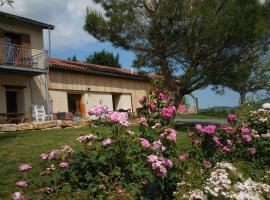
67;94;83;115
6;91;18;113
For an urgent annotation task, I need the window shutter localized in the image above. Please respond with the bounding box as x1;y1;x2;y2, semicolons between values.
16;34;31;66
21;34;31;47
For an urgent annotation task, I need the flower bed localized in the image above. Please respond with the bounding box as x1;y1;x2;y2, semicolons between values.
10;90;270;200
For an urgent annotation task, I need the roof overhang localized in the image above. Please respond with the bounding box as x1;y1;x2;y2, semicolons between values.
0;11;55;30
50;64;149;81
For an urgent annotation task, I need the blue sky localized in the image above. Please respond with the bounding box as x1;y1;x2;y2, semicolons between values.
52;41;241;109
1;0;248;108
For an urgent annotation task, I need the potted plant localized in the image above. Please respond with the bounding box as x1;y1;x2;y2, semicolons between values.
72;112;83;122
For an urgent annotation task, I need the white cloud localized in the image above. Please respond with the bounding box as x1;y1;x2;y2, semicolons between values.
0;0;104;49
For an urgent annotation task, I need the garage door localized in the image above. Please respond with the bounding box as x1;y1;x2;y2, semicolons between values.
86;92;113;112
114;94;132;111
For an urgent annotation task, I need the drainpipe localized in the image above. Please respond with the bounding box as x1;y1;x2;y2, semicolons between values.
45;28;52;120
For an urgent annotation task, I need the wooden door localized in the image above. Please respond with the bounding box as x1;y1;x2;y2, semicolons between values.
16;34;31;67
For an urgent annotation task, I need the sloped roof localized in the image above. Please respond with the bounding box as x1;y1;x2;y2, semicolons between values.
0;11;54;30
49;58;150;81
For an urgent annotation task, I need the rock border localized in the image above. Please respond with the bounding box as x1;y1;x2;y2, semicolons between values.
0;119;91;132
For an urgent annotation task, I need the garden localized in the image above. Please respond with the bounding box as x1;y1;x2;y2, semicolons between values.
1;88;270;200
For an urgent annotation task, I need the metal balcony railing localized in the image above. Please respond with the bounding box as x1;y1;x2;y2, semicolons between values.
0;42;48;71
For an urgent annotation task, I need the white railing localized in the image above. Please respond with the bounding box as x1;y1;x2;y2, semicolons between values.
0;42;48;70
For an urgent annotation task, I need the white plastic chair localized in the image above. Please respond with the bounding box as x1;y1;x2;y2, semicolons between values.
32;105;48;122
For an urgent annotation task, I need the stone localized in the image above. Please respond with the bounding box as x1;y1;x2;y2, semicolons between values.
17;123;34;131
59;120;74;128
0;124;18;132
78;119;91;127
33;121;57;130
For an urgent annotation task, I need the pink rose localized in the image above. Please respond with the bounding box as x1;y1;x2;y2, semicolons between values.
40;153;49;160
201;125;216;135
156;165;167;177
140;138;150;148
226;139;233;146
59;162;69;169
139;96;146;104
115;186;124;194
107;111;128;126
60;145;74;154
76;134;97;143
147;155;158;163
178;154;186;161
242;134;252;143
148;102;157;111
227;114;237;122
161;158;173;168
222;146;232;152
240;127;249;134
101;138;113;147
222;125;235;134
195;124;203;132
138;117;148;127
161;145;166;152
150;140;162;151
213;136;222;147
249;147;256;155
48;150;59;160
193;139;202;146
160;128;177;143
161;106;175;118
19;164;32;172
159;92;168;100
12;192;23;200
16;180;28;188
178;104;187;113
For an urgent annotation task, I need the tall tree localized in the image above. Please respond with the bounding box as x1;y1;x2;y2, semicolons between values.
86;50;121;68
84;0;269;105
67;55;77;62
213;56;270;104
0;0;13;6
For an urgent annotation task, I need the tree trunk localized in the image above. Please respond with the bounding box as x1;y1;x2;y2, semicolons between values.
239;91;246;105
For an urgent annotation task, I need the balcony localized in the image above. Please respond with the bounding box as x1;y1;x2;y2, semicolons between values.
0;42;48;76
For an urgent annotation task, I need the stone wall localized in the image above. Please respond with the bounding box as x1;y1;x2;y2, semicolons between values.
0;119;91;133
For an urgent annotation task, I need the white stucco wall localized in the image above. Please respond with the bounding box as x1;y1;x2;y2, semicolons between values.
49;90;68;113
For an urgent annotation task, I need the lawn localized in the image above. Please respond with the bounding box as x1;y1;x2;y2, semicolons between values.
0;126;190;199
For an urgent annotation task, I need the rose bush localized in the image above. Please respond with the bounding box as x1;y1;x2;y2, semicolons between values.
11;89;270;199
139;88;176;126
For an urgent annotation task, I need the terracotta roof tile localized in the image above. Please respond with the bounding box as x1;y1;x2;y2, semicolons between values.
49;58;150;80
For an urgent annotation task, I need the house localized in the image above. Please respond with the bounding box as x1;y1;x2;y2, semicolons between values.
0;12;151;121
48;59;151;116
0;11;54;120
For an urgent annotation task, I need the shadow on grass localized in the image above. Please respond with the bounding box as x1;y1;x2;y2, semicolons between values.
0;132;20;145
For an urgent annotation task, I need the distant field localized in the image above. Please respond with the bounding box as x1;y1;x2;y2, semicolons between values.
176;113;226;120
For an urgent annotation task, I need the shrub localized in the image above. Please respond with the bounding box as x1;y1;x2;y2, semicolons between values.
174;162;270;200
246;104;270;135
139;88;176;127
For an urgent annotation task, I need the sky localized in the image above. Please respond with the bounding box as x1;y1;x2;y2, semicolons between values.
0;0;251;109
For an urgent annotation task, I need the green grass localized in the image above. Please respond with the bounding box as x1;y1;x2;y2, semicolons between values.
0;126;191;199
0;127;102;199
